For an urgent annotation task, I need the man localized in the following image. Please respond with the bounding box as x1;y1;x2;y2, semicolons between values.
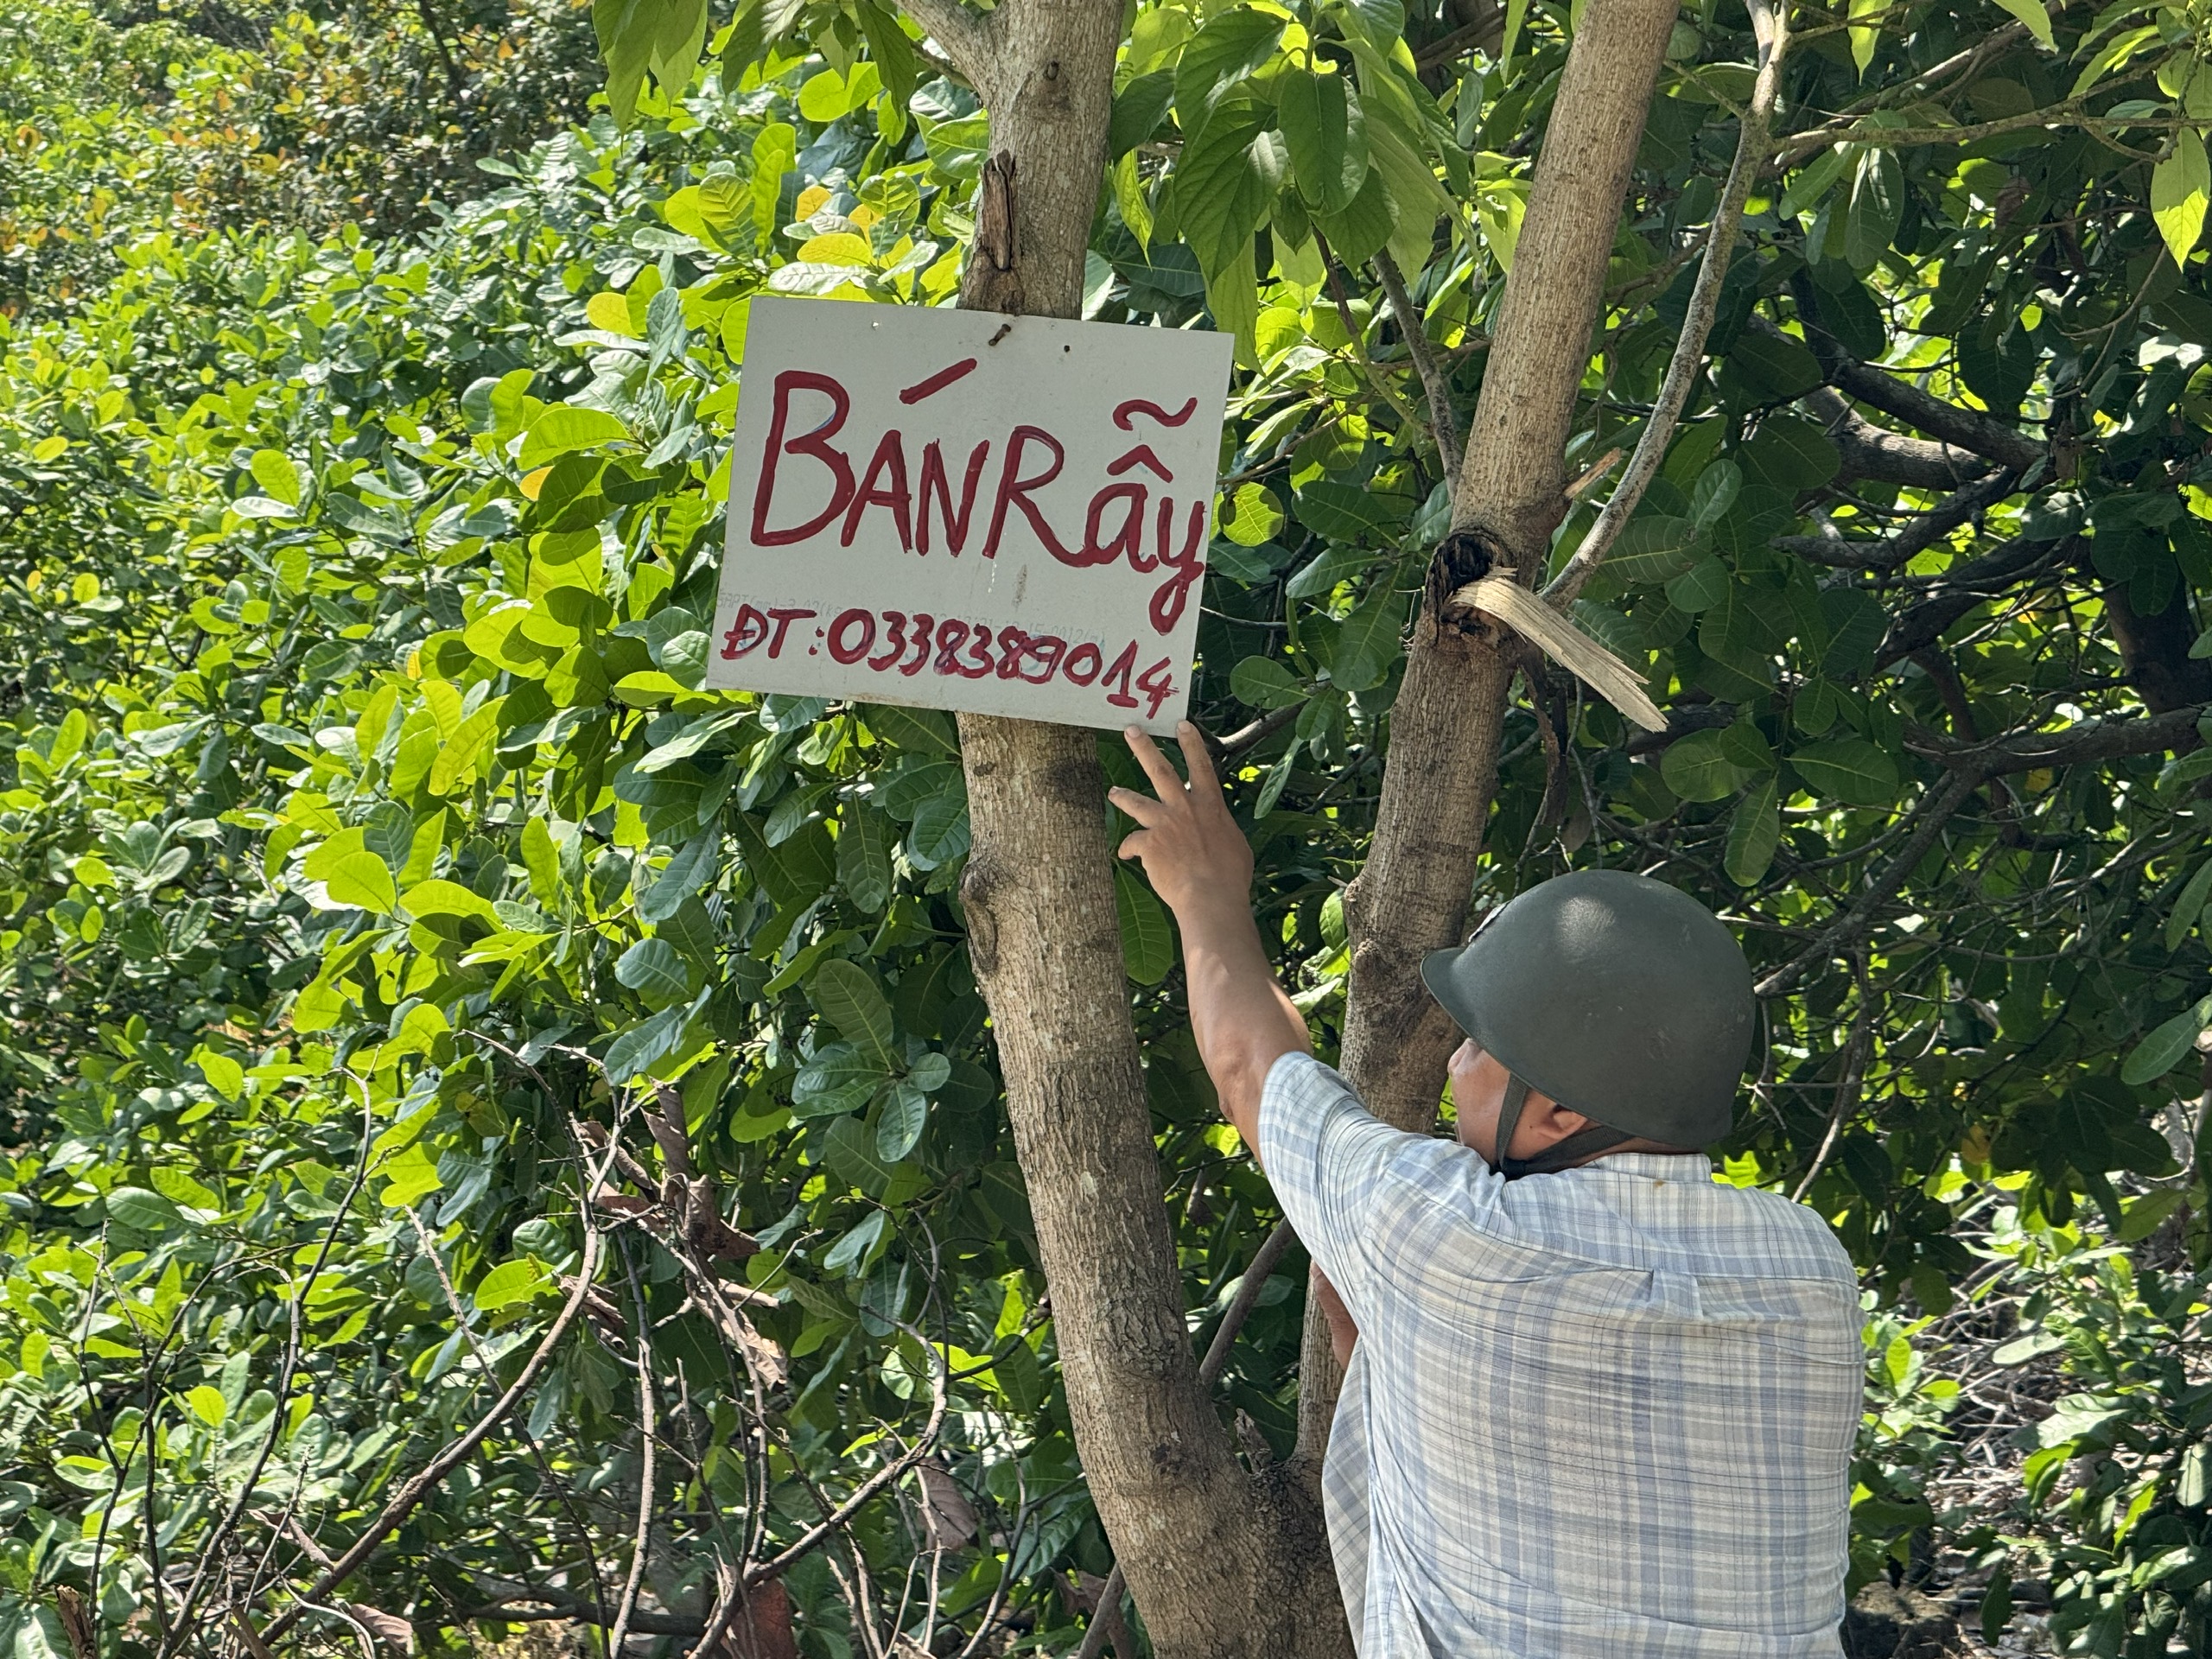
1109;722;1864;1658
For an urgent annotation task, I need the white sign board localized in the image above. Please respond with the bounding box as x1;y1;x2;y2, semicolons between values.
707;297;1234;734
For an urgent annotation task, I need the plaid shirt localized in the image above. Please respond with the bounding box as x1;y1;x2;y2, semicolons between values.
1259;1052;1863;1659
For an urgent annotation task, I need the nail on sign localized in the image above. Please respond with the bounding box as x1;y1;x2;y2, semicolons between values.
709;297;1234;734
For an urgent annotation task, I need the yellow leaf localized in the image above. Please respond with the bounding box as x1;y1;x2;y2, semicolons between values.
1847;0;1883;77
185;1384;227;1426
794;182;833;220
1988;0;2053;49
378;1142;442;1207
2153;132;2209;270
795;232;874;268
585;291;638;337
519;465;552;500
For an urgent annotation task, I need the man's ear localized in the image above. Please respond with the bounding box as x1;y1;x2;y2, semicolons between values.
1525;1093;1593;1147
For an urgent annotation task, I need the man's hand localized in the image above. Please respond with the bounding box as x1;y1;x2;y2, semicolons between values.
1108;721;1254;921
1109;721;1306;1157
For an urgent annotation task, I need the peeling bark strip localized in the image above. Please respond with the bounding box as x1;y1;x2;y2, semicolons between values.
1300;0;1683;1463
918;2;1347;1653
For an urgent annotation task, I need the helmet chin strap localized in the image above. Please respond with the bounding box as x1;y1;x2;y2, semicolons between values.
1492;1074;1631;1180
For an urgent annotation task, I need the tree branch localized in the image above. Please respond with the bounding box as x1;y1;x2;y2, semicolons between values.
1547;0;1788;603
743;1325;948;1589
261;1227;607;1644
1373;250;1461;479
1803;385;1993;491
1778;467;2023;572
1761;704;2209;999
1775;316;2044;473
1872;535;2068;666
1754;771;1981;998
1911;703;2206;777
898;0;999;94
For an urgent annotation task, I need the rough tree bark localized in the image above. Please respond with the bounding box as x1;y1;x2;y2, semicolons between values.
904;2;1349;1653
1297;0;1683;1459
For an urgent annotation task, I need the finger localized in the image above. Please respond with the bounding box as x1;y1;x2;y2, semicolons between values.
1116;828;1151;861
1107;785;1168;826
1175;720;1222;797
1122;724;1186;799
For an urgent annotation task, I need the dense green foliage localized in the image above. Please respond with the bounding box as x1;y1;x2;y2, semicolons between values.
2;0;2211;1655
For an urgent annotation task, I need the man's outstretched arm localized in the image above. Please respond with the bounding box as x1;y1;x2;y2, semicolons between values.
1109;721;1311;1160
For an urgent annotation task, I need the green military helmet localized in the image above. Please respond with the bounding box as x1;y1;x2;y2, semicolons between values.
1420;868;1754;1176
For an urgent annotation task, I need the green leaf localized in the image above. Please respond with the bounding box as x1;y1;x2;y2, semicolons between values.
1737;416;1840;494
1279;70;1368;218
1116;863;1175;985
793;1046;887;1118
1218;482;1285;546
1109;70;1176;160
875;1081;928;1163
797;61;880;123
594;0;708;126
1661;729;1755;803
185;1384;228;1426
603;991;707;1083
1365;111;1449;279
2116;1187;2183;1243
1844;151;1902;274
2169;858;2212;951
1779;148;1850;220
1338;0;1405;48
1293;480;1405;544
638;829;716;923
1603;517;1705;586
1285;543;1374;598
474;1258;550;1312
327;852;397;915
2152;131;2210;272
1664;559;1730;613
1498;0;1526;67
1254;744;1297;817
1173;6;1284;121
401;878;497;921
836;804;893;913
249;448;301;505
812;958;898;1069
1847;0;1882;75
752;122;797;246
1689;461;1741;530
822;1210;887;1276
1988;0;2053;48
520;817;561;906
1328;584;1407;693
194;1047;245;1102
106;1186;184;1234
862;702;958;755
1724;773;1781;887
1173;101;1277;279
1230;657;1303;709
518;404;632;469
1789;737;1900;808
2122;996;2211;1084
907;792;971;869
615;937;693;1004
378;1143;444;1208
1311;164;1397;269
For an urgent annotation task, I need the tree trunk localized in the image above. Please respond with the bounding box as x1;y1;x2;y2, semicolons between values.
929;3;1349;1653
1296;0;1682;1462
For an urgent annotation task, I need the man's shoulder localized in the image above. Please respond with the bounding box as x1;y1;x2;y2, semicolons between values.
1677;1173;1859;1284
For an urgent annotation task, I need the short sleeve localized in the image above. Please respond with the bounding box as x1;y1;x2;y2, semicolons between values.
1257;1052;1422;1311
